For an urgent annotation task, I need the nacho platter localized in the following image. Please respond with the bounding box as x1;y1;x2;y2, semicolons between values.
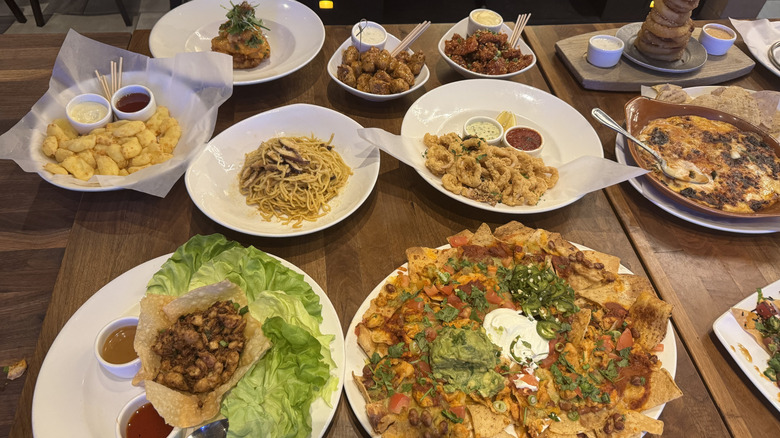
713;278;780;414
345;222;679;438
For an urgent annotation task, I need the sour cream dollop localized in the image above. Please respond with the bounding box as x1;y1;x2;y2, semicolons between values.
483;308;549;367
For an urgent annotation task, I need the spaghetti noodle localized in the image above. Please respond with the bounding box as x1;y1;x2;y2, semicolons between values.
238;135;352;227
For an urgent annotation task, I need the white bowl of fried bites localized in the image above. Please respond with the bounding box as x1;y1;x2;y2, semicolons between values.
327;33;430;102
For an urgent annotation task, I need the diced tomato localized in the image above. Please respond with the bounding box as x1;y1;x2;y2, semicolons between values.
447;294;466;309
423;285;439;297
438;284;454;295
600;335;614;352
441;265;455;275
448;235;469;247
485;289;503;305
406;299;425;313
388;393;410;414
652;343;664;352
517;372;539;387
616;328;634;351
450;405;466;420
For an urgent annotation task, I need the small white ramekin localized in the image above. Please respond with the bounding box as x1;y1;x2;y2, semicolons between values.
65;93;112;135
467;8;503;35
95;315;141;379
698;23;736;56
115;393;181;438
111;84;157;121
463;116;504;145
351;20;387;52
587;35;624;68
503;126;545;157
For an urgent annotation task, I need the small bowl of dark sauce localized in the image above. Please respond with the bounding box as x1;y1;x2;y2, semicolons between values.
111;84;156;121
95;315;141;379
116;392;180;438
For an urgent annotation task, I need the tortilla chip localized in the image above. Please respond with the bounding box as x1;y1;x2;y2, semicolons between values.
653;83;690;104
569;308;592;347
593;411;664;437
578;274;650;309
469;223;499;247
640;368;683;410
467;403;511;438
690;94;720;110
133;280;270;427
406;246;458;284
628;291;672;350
752;90;780;130
717;86;762;126
493;221;536;246
488;432;515;438
366;400;396;433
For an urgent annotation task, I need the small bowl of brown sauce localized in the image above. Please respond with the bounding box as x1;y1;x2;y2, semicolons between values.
503;125;544;157
111;84;157;121
95;315;140;379
698;23;736;56
116;392;180;438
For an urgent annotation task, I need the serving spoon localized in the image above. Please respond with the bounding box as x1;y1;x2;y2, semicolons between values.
186;418;229;438
591;108;709;184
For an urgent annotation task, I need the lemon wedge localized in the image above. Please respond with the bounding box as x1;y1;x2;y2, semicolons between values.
496;111;516;131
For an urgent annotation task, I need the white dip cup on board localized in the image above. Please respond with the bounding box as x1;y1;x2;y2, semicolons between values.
587;35;624;68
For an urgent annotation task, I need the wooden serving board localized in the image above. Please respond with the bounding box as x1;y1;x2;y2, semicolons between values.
555;27;755;91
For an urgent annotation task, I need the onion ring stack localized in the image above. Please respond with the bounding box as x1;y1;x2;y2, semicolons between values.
635;0;699;61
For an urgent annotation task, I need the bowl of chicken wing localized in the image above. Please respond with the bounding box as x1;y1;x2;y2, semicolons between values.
327;33;430;102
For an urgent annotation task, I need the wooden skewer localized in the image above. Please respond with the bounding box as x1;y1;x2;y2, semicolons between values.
509;13;531;48
391;20;430;57
95;70;111;100
118;57;123;91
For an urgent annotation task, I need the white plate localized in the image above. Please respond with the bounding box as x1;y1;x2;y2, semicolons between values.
615;22;707;74
713;278;780;414
327;34;430;102
400;79;603;213
31;252;345;437
345;243;677;436
185;104;380;237
150;0;325;86
615;86;780;234
437;17;537;79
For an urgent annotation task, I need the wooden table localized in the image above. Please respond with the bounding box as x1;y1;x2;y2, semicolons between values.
0;23;743;438
525;21;780;438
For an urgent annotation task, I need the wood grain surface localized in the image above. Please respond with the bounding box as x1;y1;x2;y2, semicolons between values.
0;22;735;438
526;20;780;438
555;27;755;91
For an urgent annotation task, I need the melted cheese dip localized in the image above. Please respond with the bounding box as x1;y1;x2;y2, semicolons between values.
69;101;109;124
471;10;502;26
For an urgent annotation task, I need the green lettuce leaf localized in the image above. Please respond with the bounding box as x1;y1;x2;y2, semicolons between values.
221;316;329;438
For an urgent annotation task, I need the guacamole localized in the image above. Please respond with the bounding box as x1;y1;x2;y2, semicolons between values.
430;327;504;398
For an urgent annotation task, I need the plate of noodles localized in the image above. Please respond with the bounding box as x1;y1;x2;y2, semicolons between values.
184;104;380;237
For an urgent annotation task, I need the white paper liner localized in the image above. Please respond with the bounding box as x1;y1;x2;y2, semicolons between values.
731;18;780;77
0;30;234;197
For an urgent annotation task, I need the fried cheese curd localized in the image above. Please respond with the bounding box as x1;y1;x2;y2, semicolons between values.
443;30;533;75
211;1;270;69
353;222;682;438
337;45;425;95
41;108;181;181
424;133;558;206
152;300;246;394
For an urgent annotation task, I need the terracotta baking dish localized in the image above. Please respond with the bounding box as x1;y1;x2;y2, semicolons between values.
623;96;780;219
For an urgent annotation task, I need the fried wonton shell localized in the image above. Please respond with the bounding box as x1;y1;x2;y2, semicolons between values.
132;280;270;427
